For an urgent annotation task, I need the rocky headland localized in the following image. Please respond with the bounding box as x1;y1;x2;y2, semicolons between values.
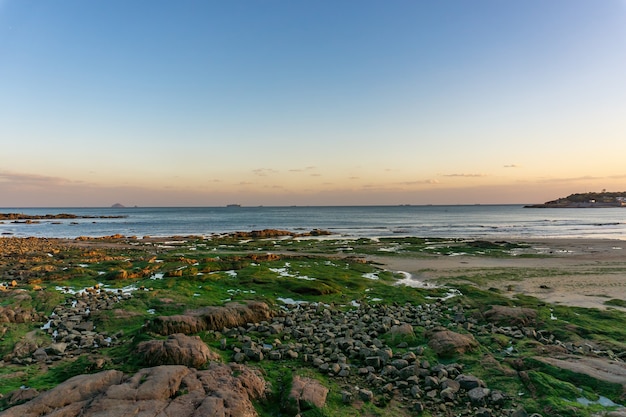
525;191;626;208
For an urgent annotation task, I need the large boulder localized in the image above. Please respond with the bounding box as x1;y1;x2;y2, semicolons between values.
428;330;478;358
0;306;40;324
0;364;266;417
148;301;272;335
5;330;47;360
286;375;329;413
0;370;124;417
389;323;415;340
484;305;537;326
136;334;221;368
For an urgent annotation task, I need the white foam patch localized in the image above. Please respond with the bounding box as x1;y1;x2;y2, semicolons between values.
278;297;307;305
394;271;438;288
270;267;293;277
362;272;379;280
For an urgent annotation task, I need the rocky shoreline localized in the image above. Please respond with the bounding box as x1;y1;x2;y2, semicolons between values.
2;236;626;416
6;289;626;416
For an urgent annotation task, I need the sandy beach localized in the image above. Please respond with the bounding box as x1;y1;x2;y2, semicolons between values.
369;238;626;310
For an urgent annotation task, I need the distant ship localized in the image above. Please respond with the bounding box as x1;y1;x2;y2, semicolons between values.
226;204;241;208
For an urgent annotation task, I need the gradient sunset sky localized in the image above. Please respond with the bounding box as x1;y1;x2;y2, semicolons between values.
1;1;625;207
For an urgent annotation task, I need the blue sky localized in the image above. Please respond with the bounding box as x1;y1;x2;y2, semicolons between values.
1;0;625;206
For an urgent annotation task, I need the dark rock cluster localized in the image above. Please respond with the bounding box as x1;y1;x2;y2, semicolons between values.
7;289;129;364
216;301;529;416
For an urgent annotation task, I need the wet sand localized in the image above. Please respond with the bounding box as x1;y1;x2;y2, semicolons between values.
369;238;626;310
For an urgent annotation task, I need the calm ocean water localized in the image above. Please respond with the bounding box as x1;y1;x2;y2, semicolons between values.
1;205;625;240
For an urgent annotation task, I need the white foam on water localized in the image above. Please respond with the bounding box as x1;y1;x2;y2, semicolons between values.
362;272;379;280
394;271;437;289
277;297;307;305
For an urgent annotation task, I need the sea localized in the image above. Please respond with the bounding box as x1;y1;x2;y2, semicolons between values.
1;205;625;240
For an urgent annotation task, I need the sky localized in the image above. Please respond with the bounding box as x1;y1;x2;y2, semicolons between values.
1;0;625;207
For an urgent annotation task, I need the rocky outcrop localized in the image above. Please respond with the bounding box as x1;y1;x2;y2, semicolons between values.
148;301;272;335
229;229;331;239
0;369;124;417
136;333;221;368
0;364;266;417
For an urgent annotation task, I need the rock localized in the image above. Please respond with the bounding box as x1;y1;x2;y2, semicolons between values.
0;306;40;324
148;314;205;335
455;374;486;390
47;342;68;355
440;387;456;402
136;334;221;368
475;407;493;417
490;389;506;405
32;348;48;362
7;330;42;359
484;305;537;327
0;364;265;417
440;378;460;393
365;356;381;369
286;375;329;413
0;370;124;417
8;388;39;405
74;321;94;332
428;330;478;358
389;323;414;340
511;408;529;417
358;388;374;402
148;301;272;335
467;387;491;405
341;390;353;404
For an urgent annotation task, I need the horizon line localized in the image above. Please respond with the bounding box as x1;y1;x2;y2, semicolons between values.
2;203;539;209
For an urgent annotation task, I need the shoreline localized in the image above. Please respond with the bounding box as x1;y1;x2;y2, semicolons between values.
2;235;625;311
368;237;626;311
2;234;626;416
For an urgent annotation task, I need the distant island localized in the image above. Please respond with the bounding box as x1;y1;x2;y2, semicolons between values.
525;191;626;208
0;213;127;220
111;203;125;208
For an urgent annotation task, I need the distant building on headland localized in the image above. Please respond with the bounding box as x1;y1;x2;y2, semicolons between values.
525;191;626;208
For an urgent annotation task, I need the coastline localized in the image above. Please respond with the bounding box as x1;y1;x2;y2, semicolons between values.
2;233;626;416
2;235;624;311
